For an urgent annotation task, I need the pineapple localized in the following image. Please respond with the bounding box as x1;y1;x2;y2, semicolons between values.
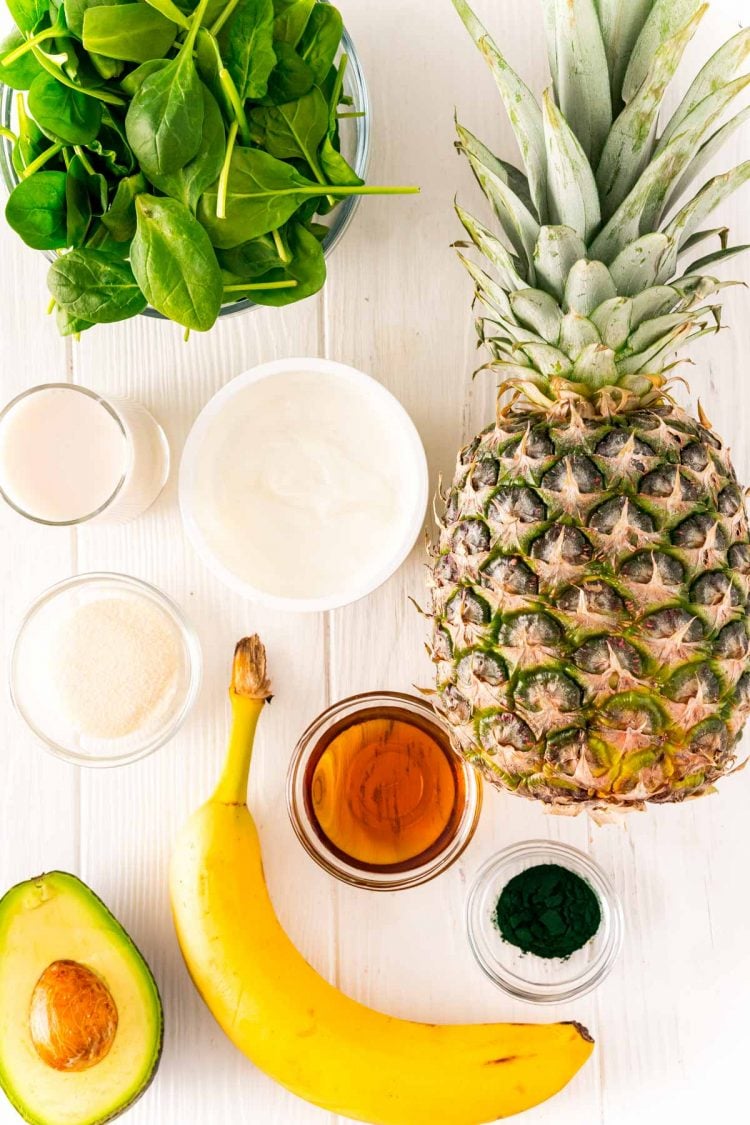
429;0;750;812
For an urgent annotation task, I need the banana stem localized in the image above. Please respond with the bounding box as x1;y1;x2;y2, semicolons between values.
213;693;264;805
212;636;272;805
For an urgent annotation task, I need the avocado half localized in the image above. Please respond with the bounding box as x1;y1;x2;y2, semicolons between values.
0;872;163;1125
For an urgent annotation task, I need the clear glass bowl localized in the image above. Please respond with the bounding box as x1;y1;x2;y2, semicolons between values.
10;573;202;767
287;692;482;891
467;840;624;1003
0;23;370;322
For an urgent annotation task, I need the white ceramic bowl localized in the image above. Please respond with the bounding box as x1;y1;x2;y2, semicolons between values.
179;358;429;612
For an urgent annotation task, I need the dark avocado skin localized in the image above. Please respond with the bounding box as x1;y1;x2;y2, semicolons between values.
0;872;164;1125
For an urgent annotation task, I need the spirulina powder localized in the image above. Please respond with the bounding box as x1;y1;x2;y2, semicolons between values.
494;863;601;960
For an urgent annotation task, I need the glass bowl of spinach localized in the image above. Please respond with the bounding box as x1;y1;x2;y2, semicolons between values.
0;0;414;336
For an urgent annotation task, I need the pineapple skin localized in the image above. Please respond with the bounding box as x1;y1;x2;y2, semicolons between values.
431;402;750;809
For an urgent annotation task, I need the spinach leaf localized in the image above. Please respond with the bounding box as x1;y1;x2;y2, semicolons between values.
28;72;102;144
63;0;118;38
131;193;223;329
319;135;361;186
90;51;124;80
150;84;224;210
48;247;147;321
249;85;327;178
124;2;206;179
101;170;145;239
82;5;178;63
12;115;46;175
5;170;68;249
273;0;313;46
262;40;313;104
65;154;93;245
0;29;44;89
87;108;135;174
298;2;341;84
225;219;324;305
56;303;94;336
218;0;275;100
199;145;325;246
120;57;168;96
7;0;48;33
217;231;283;276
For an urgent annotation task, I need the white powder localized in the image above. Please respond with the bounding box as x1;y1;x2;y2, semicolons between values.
50;595;182;740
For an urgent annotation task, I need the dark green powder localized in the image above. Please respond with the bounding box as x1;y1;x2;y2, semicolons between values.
494;863;601;960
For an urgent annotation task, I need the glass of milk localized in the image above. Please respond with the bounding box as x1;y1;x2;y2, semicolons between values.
0;384;170;526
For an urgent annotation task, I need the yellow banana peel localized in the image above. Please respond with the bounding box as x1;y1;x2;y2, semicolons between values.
170;637;594;1125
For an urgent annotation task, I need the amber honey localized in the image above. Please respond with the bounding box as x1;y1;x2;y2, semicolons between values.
303;705;467;873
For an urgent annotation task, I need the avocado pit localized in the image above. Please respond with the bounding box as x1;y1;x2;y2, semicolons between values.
29;960;118;1072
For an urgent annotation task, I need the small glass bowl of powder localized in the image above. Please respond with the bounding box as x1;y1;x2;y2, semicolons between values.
466;840;624;1003
10;573;202;767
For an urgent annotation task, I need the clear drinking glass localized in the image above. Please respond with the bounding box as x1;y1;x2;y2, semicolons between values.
0;384;170;526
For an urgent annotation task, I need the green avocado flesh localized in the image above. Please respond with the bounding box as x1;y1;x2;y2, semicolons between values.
0;872;163;1125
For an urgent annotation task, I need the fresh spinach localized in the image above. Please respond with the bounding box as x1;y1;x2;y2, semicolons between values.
28;71;102;143
65;153;93;243
48;246;147;320
225;219;324;305
5;169;68;248
249;84;327;180
273;0;313;47
0;29;44;88
218;0;275;101
150;84;224;211
82;5;178;63
124;0;208;178
298;2;341;84
131;193;223;329
100;169;145;239
0;0;417;334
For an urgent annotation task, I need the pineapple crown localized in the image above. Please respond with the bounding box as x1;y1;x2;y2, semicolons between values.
454;0;750;416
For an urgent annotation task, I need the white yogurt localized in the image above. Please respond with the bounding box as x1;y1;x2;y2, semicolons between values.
0;384;169;525
181;361;428;608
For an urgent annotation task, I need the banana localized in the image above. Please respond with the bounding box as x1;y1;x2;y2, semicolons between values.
170;637;594;1125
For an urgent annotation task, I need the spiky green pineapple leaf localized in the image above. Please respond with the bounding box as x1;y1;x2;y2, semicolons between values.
659;26;750;149
628;311;698;352
455;204;528;291
665;107;750;215
452;0;548;220
590;296;633;348
594;0;656;106
631;286;680;325
510;289;563;342
618;320;693;372
609;233;672;294
543;90;601;242
590;77;750;263
560;312;601;358
679;227;729;256
573;342;618;386
518;341;572;376
463;148;541;273
533;225;588;300
596;8;703;220
541;0;612;165
685;244;750;275
622;0;702;105
663;163;750;253
456;122;537;218
564;259;617;315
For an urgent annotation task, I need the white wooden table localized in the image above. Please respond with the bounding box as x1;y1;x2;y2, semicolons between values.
2;2;750;1123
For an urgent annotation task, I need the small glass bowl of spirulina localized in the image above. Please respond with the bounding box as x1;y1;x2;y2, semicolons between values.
466;840;624;1004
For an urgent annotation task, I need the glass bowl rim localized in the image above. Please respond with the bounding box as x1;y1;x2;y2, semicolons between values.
9;571;203;768
466;839;624;1004
286;690;483;891
0;21;371;322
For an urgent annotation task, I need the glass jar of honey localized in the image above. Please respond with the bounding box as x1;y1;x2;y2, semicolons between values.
287;693;482;890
